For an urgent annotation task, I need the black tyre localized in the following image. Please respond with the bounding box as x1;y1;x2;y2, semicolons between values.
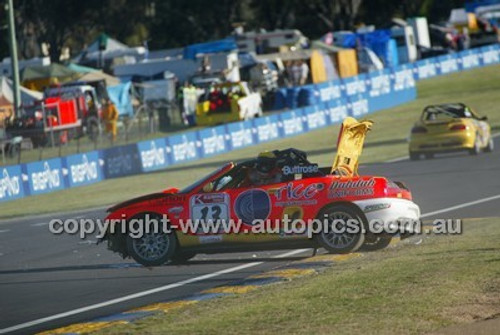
86;117;100;141
424;153;434;159
409;151;420;161
170;251;197;264
126;215;177;266
485;138;494;153
360;236;392;252
316;205;365;254
469;134;481;155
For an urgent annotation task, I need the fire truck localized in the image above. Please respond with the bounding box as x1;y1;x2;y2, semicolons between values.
6;85;102;147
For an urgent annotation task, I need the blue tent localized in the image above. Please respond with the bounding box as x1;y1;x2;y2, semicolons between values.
183;38;237;60
107;81;133;116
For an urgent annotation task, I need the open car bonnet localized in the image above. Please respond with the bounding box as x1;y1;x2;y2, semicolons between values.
331;117;373;176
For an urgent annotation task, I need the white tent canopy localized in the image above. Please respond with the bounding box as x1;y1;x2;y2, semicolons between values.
73;33;146;63
0;76;43;105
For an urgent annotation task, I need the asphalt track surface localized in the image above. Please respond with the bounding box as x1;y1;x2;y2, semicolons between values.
1;136;499;334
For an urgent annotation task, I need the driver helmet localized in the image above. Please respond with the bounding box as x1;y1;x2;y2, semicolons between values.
256;151;277;174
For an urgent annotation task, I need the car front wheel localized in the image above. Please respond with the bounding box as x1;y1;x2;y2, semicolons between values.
126;230;177;267
316;205;365;254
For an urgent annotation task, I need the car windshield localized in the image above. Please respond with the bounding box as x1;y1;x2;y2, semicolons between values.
178;163;232;194
423;104;472;120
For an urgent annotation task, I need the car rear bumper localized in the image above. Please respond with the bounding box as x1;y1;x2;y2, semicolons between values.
409;132;475;153
353;197;421;234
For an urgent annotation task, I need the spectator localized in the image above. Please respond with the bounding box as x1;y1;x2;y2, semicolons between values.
291;61;302;86
102;98;119;142
182;84;199;126
300;60;309;85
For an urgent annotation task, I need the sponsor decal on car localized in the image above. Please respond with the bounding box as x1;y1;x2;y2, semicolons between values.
282;165;319;175
198;235;223;244
272;182;324;207
168;206;184;214
328;178;375;198
190;193;230;224
235;189;271;225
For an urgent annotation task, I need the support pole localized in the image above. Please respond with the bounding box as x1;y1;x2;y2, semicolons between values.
6;0;21;118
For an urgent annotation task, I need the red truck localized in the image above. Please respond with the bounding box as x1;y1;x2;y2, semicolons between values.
6;85;102;147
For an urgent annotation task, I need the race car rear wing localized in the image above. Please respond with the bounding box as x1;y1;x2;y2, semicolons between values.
330;117;373;176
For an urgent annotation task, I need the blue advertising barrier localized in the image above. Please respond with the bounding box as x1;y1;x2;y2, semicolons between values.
64;151;103;188
226;120;256;151
100;143;142;180
137;138;170;173
168;131;200;165
24;158;66;196
1;44;499;203
0;165;25;202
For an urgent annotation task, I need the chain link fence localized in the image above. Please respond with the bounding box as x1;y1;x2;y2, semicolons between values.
0;101;187;166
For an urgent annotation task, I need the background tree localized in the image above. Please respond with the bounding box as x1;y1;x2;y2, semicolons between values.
0;0;468;62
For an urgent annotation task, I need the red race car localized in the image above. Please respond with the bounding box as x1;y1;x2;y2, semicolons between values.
102;118;421;266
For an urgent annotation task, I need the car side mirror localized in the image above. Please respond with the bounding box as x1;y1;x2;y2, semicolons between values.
480;116;488;121
202;182;214;193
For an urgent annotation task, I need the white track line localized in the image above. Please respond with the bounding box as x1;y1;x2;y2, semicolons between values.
0;248;309;334
420;194;500;218
386;156;408;163
30;222;49;227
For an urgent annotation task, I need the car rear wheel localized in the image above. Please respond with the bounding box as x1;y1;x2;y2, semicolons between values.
126;230;177;267
469;135;481;155
316;205;365;254
360;236;392;252
409;151;420;161
485;138;494;153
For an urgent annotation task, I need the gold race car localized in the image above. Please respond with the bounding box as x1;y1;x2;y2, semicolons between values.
409;103;494;160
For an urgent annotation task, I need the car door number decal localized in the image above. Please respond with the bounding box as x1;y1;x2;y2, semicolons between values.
190;193;229;223
199;205;222;221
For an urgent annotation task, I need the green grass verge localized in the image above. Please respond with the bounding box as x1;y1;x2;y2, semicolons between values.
98;217;500;335
1;65;500;218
